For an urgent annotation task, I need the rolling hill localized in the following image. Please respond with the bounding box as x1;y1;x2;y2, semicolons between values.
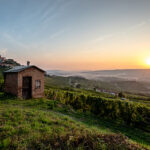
47;69;150;81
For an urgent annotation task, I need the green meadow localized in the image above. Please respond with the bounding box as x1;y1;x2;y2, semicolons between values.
0;71;150;150
0;91;149;150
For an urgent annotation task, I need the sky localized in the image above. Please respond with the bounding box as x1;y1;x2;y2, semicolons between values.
0;0;150;70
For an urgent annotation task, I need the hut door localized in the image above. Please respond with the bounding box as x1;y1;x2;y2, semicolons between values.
22;77;32;99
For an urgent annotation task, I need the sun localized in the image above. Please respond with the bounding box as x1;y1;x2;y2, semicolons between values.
146;58;150;66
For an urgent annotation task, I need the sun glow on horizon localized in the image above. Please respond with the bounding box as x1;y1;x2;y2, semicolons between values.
146;58;150;66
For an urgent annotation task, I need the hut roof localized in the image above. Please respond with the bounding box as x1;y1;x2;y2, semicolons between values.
4;65;45;73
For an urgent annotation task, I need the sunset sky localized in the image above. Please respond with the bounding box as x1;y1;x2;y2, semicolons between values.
0;0;150;70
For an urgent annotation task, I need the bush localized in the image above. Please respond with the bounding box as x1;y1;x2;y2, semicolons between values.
0;78;4;91
118;92;125;98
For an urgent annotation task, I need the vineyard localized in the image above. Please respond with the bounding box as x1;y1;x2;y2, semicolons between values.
45;88;150;132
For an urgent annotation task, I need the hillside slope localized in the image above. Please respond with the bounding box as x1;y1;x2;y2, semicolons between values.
0;93;149;150
45;75;150;96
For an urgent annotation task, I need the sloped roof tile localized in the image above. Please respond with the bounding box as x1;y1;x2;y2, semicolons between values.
4;65;45;73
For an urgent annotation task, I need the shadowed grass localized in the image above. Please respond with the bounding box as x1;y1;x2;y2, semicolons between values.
57;108;150;147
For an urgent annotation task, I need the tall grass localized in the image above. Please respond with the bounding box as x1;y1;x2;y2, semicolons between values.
0;104;145;150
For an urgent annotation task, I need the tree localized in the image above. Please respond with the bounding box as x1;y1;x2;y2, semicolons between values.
75;83;81;88
118;92;125;98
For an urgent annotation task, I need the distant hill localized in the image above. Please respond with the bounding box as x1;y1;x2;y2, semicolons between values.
46;69;150;95
47;69;150;82
4;59;20;67
0;57;21;79
47;70;79;77
45;75;150;96
0;57;20;68
81;69;150;81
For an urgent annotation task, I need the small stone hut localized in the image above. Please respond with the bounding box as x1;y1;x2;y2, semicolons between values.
4;64;45;99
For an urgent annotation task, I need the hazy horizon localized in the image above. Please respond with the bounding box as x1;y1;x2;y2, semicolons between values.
46;68;150;72
0;0;150;70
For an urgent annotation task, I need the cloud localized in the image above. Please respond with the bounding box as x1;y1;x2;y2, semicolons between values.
49;30;65;39
92;34;113;44
3;32;27;49
91;20;148;45
41;0;73;28
129;21;147;31
0;48;7;56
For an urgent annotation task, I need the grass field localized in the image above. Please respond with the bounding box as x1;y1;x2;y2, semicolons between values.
0;69;150;149
0;92;149;150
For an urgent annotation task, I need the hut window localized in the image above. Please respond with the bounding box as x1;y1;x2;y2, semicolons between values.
35;80;41;89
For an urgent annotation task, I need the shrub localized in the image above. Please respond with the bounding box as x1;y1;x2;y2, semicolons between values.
0;78;4;91
118;92;125;98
